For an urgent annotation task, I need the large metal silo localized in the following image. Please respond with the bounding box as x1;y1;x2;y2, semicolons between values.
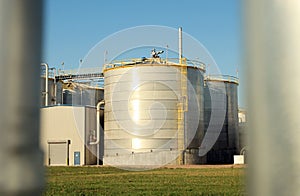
204;75;239;164
103;58;205;167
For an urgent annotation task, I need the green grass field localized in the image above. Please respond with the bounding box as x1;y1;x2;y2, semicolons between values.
44;166;245;195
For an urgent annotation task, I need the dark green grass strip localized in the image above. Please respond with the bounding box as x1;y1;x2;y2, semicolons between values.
44;166;245;196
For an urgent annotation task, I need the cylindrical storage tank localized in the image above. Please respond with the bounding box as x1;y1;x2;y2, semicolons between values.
204;75;239;164
62;89;74;105
103;59;205;167
62;85;104;106
40;77;63;106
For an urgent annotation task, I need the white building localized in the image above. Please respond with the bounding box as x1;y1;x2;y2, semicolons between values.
40;106;102;166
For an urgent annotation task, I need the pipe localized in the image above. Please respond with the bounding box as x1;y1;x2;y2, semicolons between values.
41;63;49;106
0;0;44;194
245;0;300;195
90;100;105;145
179;27;182;64
51;68;57;105
90;100;104;165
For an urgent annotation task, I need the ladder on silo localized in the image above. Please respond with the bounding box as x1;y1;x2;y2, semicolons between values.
177;58;188;165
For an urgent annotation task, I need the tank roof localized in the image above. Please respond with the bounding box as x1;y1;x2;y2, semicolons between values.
103;58;206;72
205;75;239;84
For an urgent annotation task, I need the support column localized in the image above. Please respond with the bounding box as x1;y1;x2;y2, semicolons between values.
245;1;300;195
0;0;44;194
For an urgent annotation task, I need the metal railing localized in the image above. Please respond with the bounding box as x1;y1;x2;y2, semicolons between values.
57;67;102;75
205;75;239;84
103;58;206;71
40;67;56;78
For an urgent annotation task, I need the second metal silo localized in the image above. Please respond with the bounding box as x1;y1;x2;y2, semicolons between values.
204;75;239;164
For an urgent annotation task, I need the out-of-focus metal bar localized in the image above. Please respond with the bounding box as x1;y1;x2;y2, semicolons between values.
0;0;44;195
245;1;300;195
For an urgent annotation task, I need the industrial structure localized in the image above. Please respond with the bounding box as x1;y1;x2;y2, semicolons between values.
102;58;206;166
39;28;243;166
40;106;99;166
204;75;239;164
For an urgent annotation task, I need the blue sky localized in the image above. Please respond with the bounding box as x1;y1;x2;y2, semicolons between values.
43;0;244;106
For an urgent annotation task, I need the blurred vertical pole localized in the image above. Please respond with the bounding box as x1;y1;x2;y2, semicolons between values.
245;0;300;195
0;0;44;195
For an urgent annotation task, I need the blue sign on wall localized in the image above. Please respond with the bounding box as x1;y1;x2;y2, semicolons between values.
74;151;80;165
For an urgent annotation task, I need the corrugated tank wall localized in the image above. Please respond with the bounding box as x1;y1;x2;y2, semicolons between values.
40;78;63;106
204;77;239;164
62;88;104;106
103;63;206;167
184;67;206;164
103;65;183;167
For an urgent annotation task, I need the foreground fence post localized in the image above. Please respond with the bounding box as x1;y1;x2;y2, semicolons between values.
245;0;300;195
0;0;44;194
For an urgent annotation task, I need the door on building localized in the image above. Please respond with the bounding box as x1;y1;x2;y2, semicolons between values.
48;140;70;166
